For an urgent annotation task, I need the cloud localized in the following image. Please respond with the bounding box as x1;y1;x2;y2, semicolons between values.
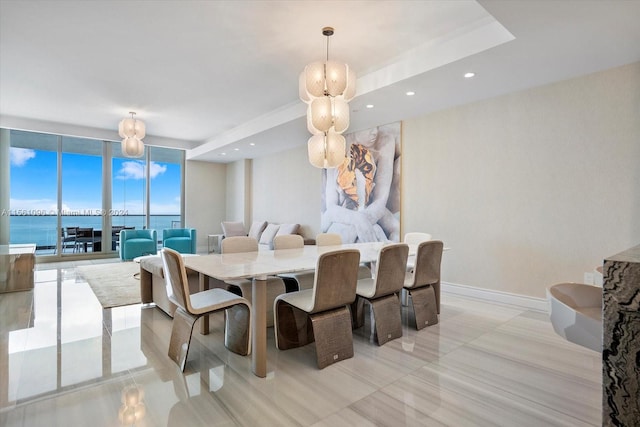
116;161;167;180
10;148;36;166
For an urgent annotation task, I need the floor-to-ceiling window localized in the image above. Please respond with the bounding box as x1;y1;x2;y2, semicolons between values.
8;131;58;253
149;146;184;242
6;129;184;258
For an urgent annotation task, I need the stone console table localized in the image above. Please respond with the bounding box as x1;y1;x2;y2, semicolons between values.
602;244;640;426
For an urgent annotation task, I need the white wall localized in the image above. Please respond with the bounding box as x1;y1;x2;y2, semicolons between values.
403;62;640;298
251;145;323;239
225;159;251;226
185;159;226;252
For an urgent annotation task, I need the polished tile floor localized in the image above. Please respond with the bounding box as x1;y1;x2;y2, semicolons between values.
0;260;602;426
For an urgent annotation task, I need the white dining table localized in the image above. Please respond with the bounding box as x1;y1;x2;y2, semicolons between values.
183;242;389;378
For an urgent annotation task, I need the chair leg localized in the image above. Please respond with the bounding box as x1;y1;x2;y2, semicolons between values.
224;304;251;356
168;308;198;371
351;296;365;329
275;301;314;350
408;286;438;330
370;294;403;345
310;306;354;369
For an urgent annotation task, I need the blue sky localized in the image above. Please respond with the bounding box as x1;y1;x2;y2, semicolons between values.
10;147;181;215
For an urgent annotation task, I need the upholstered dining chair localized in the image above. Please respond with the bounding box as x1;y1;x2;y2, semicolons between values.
352;243;409;345
221;236;287;327
273;234;305;292
404;240;443;330
283;233;371;292
161;248;251;371
273;234;304;250
274;248;361;369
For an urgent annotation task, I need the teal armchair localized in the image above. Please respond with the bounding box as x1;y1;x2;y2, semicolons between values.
162;228;197;254
120;229;158;260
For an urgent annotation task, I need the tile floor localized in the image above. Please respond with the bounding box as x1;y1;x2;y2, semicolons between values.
0;260;602;426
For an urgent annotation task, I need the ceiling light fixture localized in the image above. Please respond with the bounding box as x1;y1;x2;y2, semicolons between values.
366;104;374;109
300;27;356;168
406;91;415;96
464;72;476;78
118;112;145;158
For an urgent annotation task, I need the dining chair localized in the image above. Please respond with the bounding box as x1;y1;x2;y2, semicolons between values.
273;235;306;292
221;236;287;327
273;234;304;250
161;247;251;371
273;248;361;368
352;243;409;345
283;233;371;292
403;240;443;329
315;232;342;246
401;231;433;305
60;226;77;253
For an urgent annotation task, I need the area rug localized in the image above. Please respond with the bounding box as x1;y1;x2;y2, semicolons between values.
76;262;141;309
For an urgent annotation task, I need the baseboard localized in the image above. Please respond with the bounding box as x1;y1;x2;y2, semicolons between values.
442;281;548;313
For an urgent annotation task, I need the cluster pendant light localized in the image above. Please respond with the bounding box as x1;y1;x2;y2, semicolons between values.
300;27;356;168
118;112;145;158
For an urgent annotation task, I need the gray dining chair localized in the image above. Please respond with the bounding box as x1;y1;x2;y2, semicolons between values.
352;243;409;345
282;232;371;292
161;248;251;371
221;236;287;327
404;240;443;329
274;248;361;368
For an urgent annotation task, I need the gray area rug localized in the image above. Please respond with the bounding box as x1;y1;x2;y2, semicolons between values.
76;262;141;309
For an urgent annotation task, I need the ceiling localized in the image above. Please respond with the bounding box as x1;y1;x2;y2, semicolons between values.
1;0;639;163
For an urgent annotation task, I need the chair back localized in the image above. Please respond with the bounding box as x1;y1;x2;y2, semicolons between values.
121;229;155;241
316;233;342;246
372;243;409;298
161;248;191;312
164;228;190;238
222;236;258;253
311;249;360;313
273;234;304;250
409;240;443;288
404;232;432;245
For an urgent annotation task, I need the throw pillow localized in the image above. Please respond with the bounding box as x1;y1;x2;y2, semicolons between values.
248;220;268;241
276;223;300;236
259;223;280;247
221;221;245;238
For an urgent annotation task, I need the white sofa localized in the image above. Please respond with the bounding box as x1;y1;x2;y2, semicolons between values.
220;220;303;251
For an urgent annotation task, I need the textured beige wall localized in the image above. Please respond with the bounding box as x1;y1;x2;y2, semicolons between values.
185;159;226;251
251;145;323;239
403;62;640;298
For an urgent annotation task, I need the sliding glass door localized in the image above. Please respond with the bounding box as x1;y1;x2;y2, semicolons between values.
6;129;184;258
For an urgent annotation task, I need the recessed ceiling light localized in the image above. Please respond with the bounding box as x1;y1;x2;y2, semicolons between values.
220;152;226;156
464;72;476;78
406;91;415;96
249;143;255;146
234;148;240;151
366;104;374;109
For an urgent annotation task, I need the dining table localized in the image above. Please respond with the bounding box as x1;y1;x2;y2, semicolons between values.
183;241;393;378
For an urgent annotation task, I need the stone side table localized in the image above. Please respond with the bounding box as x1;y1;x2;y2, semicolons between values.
602;244;640;426
0;244;36;293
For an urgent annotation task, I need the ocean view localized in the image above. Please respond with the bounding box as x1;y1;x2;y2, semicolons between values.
9;214;180;248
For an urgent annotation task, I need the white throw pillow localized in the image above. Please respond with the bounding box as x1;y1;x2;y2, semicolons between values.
259;223;280;247
276;223;300;236
221;221;245;238
248;220;268;241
